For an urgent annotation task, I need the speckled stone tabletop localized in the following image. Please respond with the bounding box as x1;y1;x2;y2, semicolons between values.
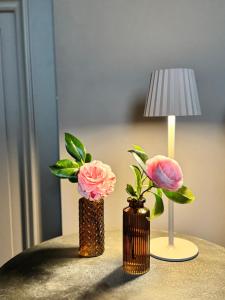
0;230;225;300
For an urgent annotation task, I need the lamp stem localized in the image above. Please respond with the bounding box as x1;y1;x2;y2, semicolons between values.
168;115;176;246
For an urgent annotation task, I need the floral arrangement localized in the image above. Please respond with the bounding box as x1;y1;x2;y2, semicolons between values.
126;145;195;220
50;133;116;201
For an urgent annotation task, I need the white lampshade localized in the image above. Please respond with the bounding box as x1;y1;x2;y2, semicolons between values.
144;68;201;117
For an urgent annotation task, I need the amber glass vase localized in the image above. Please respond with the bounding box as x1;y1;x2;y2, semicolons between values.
79;197;104;257
123;198;150;275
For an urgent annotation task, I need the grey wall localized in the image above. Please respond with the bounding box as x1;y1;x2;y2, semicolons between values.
0;0;61;267
54;0;225;246
28;0;61;241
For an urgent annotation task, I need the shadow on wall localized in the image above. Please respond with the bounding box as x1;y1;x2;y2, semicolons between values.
131;91;225;128
223;110;225;126
66;89;222;130
131;92;165;124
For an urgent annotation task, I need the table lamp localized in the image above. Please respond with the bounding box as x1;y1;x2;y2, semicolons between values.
144;68;201;261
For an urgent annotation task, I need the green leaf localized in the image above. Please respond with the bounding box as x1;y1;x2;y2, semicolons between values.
126;184;137;197
149;191;164;220
163;186;195;204
148;178;154;189
85;153;92;163
69;176;78;183
65;133;86;162
133;145;146;152
128;149;148;164
49;159;79;179
128;150;148;174
157;188;162;197
130;165;142;197
55;159;79;169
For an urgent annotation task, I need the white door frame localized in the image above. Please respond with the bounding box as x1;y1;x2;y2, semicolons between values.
0;0;61;251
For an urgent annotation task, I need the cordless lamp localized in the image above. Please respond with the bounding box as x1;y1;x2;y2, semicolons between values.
144;68;201;261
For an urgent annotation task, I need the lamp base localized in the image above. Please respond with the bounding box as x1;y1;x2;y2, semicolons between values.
150;237;199;262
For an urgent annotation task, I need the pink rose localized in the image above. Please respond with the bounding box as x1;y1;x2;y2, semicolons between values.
78;160;116;201
146;155;183;191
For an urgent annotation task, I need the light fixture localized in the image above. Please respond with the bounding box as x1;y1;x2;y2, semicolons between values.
144;68;201;261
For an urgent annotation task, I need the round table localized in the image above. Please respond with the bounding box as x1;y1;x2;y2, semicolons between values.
0;231;225;300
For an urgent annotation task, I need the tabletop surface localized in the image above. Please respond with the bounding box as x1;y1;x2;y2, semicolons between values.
0;230;225;300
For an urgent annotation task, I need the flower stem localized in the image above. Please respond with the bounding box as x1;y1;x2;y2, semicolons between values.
140;186;153;197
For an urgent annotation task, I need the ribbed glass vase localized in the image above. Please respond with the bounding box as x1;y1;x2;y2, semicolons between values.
123;198;150;275
79;197;104;257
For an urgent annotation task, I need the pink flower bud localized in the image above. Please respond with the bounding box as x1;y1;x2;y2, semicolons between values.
146;155;183;191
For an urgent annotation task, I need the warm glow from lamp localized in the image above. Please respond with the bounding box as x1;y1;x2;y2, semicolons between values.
168;115;176;159
168;115;176;245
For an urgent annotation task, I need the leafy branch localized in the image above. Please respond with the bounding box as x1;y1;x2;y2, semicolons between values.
126;144;195;220
49;133;92;181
